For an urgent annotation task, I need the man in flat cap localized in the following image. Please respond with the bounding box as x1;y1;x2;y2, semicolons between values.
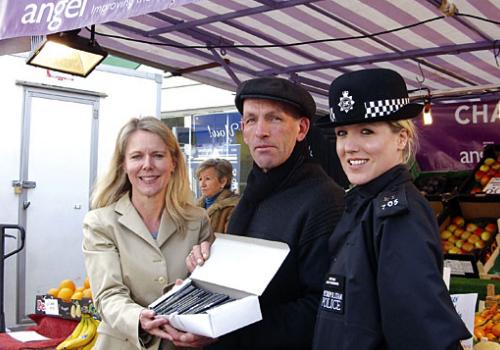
175;77;345;349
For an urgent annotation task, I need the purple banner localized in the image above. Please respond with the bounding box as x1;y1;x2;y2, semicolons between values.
0;0;198;40
415;100;500;171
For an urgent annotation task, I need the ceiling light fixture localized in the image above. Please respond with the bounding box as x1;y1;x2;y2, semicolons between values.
26;25;107;77
423;97;433;125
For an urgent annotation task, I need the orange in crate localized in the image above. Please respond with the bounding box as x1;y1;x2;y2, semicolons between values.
47;288;59;297
71;291;83;300
57;287;74;301
58;279;76;292
82;288;92;299
84;276;90;289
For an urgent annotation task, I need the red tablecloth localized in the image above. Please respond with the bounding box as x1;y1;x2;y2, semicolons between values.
0;314;78;350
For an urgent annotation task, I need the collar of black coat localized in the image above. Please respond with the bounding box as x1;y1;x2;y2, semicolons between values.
347;164;411;200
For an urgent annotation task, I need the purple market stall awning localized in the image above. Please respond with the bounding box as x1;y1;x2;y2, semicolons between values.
0;0;198;40
1;0;499;111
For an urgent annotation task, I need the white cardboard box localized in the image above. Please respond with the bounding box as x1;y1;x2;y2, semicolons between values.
149;233;290;338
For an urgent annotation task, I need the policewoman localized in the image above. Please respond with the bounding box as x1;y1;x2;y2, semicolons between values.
313;69;470;350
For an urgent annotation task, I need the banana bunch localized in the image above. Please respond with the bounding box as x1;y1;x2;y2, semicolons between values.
56;314;100;350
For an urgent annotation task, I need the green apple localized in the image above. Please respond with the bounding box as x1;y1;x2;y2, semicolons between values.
446;224;457;233
474;240;486;249
479;164;490;172
460;231;472;240
480;231;492;242
484;157;496;165
448;247;462;254
440;230;452;240
453;228;465;238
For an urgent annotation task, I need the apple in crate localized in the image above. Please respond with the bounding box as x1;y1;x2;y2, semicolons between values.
475;170;485;181
485;223;497;234
474;227;483;236
468;235;480;244
462;242;475;253
448;247;462;254
452;216;465;227
440;230;452;240
479;164;490;172
492;163;500;171
453;228;464;238
480;231;492;242
480;174;491;187
475;240;486;249
455;239;465;248
442;241;454;252
466;223;478;232
460;231;472;240
448;236;458;244
484;157;496;166
446;224;457;233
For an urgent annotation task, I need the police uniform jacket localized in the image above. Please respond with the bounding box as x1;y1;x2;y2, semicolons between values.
82;193;212;350
313;164;470;350
207;162;345;350
196;189;240;233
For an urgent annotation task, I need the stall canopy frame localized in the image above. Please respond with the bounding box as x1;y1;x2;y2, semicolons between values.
1;0;499;112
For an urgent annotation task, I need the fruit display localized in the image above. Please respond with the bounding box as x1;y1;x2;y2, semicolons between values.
474;302;500;343
36;277;99;321
464;146;500;195
56;314;100;350
440;215;498;263
47;278;92;302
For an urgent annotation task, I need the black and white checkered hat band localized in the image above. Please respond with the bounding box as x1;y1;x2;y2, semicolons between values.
364;97;409;118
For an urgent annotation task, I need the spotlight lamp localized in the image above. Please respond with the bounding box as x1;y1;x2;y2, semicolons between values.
423;97;433;126
26;25;107;77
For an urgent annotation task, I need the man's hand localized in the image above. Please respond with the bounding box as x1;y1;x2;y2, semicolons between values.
162;321;217;348
186;241;212;272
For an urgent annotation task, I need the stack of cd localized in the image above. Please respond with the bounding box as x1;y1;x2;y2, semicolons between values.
151;281;233;315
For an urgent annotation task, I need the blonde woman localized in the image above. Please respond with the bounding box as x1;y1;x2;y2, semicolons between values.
313;69;470;350
83;117;212;350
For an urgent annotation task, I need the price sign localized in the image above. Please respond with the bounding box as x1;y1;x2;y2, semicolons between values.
44;298;59;315
483;177;500;194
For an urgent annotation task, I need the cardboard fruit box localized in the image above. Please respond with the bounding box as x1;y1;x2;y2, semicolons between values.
459;144;500;198
149;233;289;338
439;196;500;278
35;295;99;320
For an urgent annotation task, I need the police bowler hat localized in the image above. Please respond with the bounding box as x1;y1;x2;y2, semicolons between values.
235;77;316;119
316;68;422;128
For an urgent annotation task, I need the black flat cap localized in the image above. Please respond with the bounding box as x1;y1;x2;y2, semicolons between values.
235;77;316;119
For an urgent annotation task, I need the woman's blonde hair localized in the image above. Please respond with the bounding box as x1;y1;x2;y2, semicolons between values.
91;117;195;229
388;119;419;166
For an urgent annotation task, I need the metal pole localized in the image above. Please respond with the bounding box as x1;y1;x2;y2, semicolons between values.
0;224;26;333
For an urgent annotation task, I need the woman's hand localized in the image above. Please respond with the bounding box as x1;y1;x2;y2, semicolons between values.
186;241;212;272
139;309;170;339
162;321;217;348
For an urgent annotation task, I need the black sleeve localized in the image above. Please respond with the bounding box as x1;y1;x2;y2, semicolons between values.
376;196;470;350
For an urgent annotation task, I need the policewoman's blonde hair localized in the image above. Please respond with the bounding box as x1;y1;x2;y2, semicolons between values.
388;119;419;166
90;116;195;230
